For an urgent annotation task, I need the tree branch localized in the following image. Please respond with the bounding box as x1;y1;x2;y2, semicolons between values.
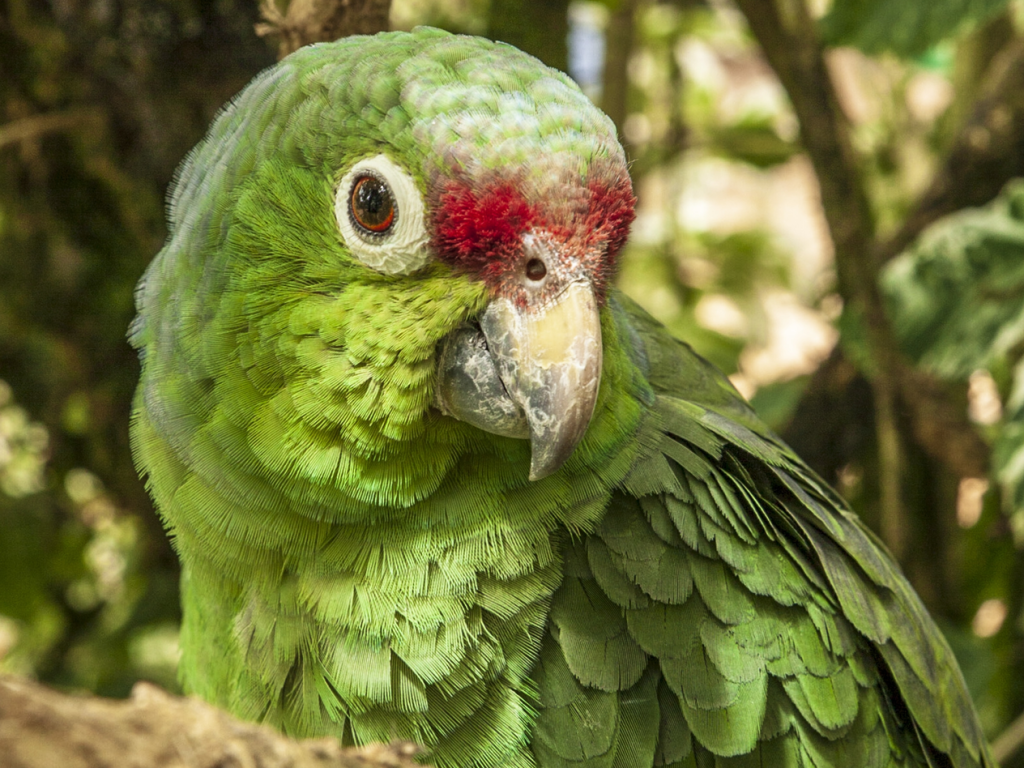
0;676;420;768
878;37;1024;264
733;0;874;297
0;110;104;151
993;706;1024;764
257;0;392;58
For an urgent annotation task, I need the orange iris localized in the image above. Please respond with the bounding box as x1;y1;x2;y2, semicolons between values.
350;175;395;233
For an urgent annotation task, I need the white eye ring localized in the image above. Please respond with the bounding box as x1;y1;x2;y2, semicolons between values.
334;154;431;275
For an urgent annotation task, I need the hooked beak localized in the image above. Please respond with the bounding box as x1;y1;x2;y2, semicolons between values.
481;281;602;479
436;279;603;480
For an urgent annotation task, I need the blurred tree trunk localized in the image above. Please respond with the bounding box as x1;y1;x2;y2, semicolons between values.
601;0;637;142
258;0;392;57
487;0;570;72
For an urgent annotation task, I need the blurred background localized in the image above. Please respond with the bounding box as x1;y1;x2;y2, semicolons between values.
3;0;1024;761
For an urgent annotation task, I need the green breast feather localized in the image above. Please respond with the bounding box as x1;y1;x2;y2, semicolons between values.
130;27;994;768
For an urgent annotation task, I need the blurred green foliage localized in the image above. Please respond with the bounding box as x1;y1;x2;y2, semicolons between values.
883;179;1024;542
879;179;1024;735
0;0;276;695
822;0;1013;57
2;0;1024;761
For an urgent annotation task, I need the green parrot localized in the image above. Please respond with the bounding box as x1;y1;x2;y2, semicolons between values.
130;27;994;768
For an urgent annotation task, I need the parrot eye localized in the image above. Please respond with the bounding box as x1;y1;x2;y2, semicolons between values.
334;154;430;275
525;258;547;281
350;174;396;234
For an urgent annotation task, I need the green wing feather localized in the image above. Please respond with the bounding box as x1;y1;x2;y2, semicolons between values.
531;293;994;768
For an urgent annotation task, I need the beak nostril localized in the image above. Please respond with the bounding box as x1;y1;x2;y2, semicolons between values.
525;258;547;281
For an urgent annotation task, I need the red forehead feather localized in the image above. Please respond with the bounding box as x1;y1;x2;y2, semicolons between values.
431;182;537;280
584;177;636;262
430;173;636;294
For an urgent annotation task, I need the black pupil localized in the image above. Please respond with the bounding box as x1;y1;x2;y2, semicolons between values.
525;258;547;281
353;177;393;229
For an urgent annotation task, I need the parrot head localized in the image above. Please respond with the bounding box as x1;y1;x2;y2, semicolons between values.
132;28;636;510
